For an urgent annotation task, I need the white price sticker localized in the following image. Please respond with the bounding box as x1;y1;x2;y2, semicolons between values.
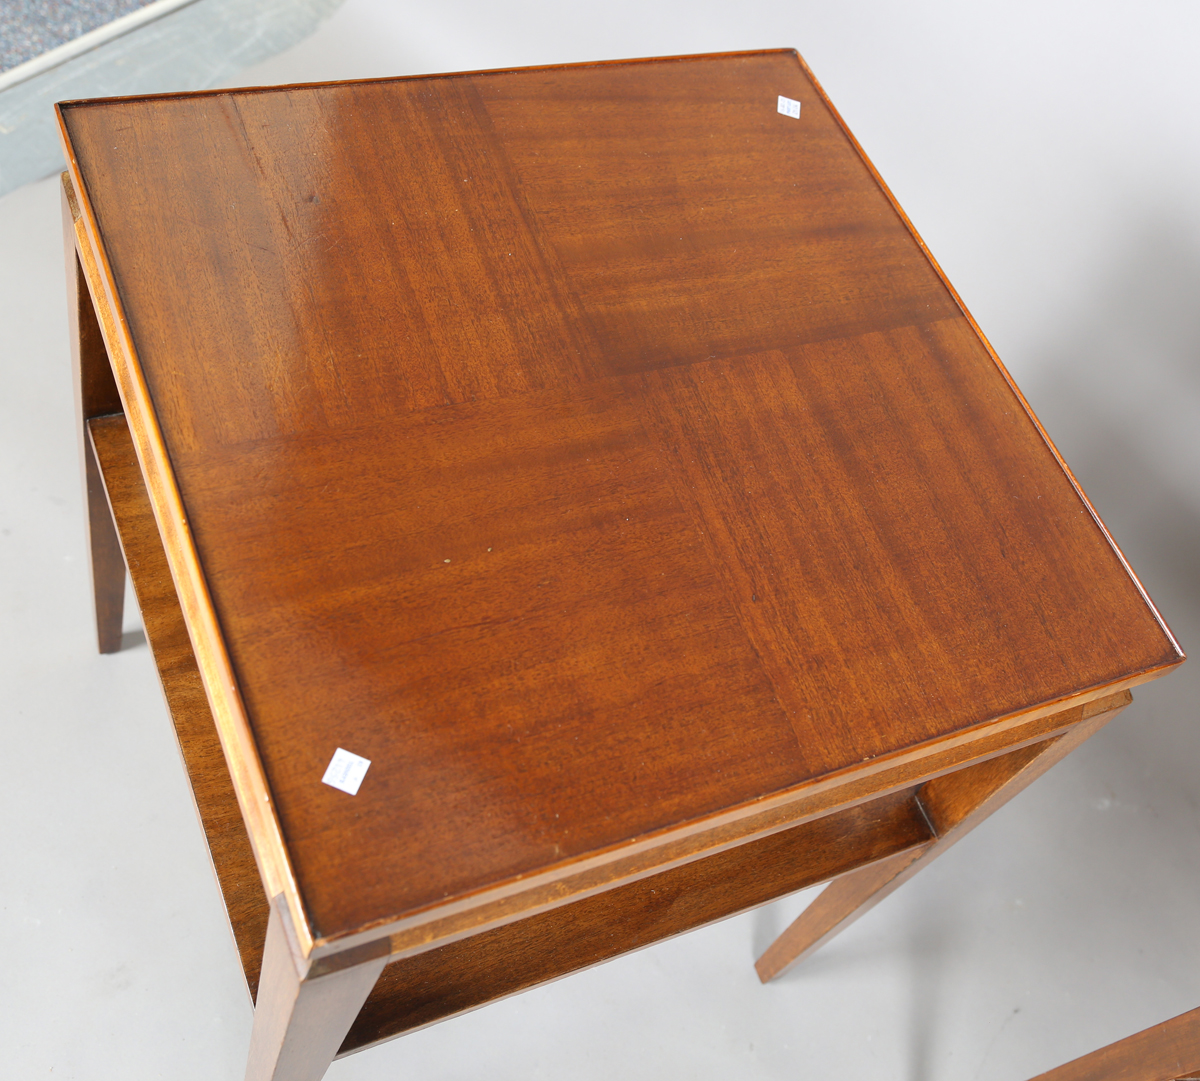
322;747;371;795
777;95;802;119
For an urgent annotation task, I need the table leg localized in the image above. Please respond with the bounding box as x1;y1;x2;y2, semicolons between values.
83;433;125;653
756;696;1129;982
63;180;125;654
246;896;388;1081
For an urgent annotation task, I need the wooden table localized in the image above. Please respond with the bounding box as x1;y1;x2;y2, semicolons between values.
57;50;1185;1081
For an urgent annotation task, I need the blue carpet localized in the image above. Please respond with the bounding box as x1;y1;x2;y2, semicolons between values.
1;0;159;74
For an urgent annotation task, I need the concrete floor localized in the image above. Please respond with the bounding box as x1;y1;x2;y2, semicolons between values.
1;0;155;73
2;2;1198;1078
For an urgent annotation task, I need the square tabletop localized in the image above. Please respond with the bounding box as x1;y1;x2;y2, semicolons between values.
58;50;1182;951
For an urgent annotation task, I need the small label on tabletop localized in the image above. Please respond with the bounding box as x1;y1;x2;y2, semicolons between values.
777;95;801;119
322;747;371;795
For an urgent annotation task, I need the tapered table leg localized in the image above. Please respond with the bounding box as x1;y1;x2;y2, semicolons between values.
63;178;125;654
247;896;389;1081
83;433;125;653
756;695;1130;983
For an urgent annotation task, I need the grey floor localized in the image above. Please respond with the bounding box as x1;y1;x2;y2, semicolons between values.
2;2;1199;1079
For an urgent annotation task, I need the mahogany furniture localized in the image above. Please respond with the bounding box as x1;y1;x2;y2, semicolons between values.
58;50;1184;1081
1028;1008;1200;1081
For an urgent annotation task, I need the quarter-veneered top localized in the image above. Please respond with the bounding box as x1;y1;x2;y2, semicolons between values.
60;50;1182;940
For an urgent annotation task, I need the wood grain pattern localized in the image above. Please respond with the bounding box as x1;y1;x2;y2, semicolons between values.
59;51;1184;948
88;412;270;998
85;409;1116;1022
1027;1006;1200;1081
59;160;308;956
755;693;1129;981
86;412;1124;1067
373;689;1130;962
341;786;934;1054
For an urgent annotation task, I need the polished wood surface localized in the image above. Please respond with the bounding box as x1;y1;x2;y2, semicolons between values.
85;410;1117;1062
62;160;306;953
73;405;1154;1066
83;424;1177;1076
65;404;1145;1063
343;784;934;1053
61;49;1190;1081
58;50;1182;946
1028;1006;1200;1081
363;685;1143;963
88;412;270;998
